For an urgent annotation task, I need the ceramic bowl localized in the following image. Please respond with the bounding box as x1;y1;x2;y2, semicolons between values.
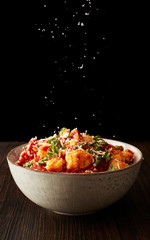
7;139;143;215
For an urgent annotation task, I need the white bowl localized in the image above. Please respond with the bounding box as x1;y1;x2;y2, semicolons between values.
7;139;143;215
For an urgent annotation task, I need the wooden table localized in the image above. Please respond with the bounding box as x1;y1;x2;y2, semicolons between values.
0;141;150;240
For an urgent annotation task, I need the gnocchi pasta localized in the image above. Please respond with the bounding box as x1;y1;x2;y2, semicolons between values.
18;128;134;173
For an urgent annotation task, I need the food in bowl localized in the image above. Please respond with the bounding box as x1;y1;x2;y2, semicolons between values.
17;128;134;173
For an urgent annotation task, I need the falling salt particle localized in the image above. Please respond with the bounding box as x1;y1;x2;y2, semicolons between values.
75;117;78;120
43;124;46;128
57;126;60;129
85;13;90;15
98;123;102;126
44;96;47;99
77;22;84;27
93;56;96;60
78;64;84;69
92;113;95;117
44;4;46;7
113;135;116;138
102;37;106;40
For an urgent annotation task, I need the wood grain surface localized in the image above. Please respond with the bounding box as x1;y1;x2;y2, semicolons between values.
0;141;150;240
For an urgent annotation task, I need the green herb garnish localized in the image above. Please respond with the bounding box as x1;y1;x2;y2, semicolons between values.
109;164;116;171
38;159;47;165
23;161;33;168
58;127;67;137
93;151;112;167
76;143;85;151
45;137;61;160
102;152;112;162
114;146;123;150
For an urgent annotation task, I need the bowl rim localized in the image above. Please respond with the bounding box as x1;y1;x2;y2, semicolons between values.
7;138;144;176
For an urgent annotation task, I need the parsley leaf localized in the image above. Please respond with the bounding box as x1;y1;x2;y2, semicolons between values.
23;161;33;168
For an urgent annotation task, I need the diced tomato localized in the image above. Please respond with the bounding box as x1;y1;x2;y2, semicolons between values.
102;144;114;151
27;138;38;151
30;163;38;170
36;165;47;172
18;151;28;165
40;145;50;152
97;159;110;172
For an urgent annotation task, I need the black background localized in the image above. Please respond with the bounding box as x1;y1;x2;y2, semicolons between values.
1;1;149;141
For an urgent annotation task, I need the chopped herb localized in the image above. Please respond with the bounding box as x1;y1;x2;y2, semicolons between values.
92;151;112;167
114;146;123;150
93;135;101;140
109;164;116;171
23;161;33;168
58;127;67;137
89;149;94;154
48;136;58;144
76;143;85;151
94;156;103;166
46;138;61;159
102;152;112;162
42;156;49;161
38;159;47;165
